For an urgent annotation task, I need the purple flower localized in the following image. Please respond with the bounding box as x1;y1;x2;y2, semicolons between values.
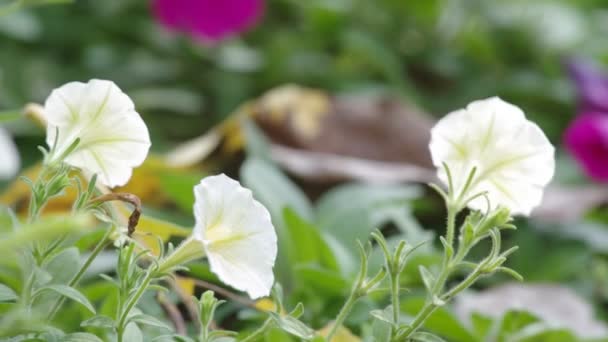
564;113;608;181
152;0;264;42
566;58;608;112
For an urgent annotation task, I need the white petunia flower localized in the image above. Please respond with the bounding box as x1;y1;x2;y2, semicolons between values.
429;97;555;216
44;79;151;188
193;174;277;298
157;174;277;299
0;127;20;179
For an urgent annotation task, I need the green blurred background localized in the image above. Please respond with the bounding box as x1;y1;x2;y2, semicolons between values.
3;0;606;147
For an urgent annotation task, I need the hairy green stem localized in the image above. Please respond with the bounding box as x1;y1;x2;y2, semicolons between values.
396;204;458;340
326;291;360;341
396;269;483;341
117;269;155;342
445;207;457;247
391;274;400;325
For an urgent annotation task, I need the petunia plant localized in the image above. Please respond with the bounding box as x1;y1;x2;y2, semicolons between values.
0;79;556;342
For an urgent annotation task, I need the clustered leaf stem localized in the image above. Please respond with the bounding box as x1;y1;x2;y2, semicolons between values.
393;166;519;341
326;242;385;341
116;267;156;342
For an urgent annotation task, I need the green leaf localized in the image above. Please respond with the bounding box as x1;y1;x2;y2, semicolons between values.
62;332;104;342
81;315;115;329
268;312;316;340
283;208;338;271
35;284;96;314
289;302;305;319
293;264;349;296
0;205;18;233
411;332;447;342
129;313;172;331
0;283;18;302
401;297;476;342
418;266;435;292
123;322;144;342
371;315;392;342
241;158;314;224
470;313;493;340
370;306;394;325
495;310;540;340
316;183;423;273
44;247;80;285
158;170;206;213
512;324;577;342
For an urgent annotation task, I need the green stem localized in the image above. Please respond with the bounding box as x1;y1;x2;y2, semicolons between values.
20;271;36;315
240;318;272;342
326;291;360;341
395;205;458;340
396;300;438;341
47;227;113;321
442;269;482;301
390;272;400;337
445;207;457;247
395;269;484;341
117;269;155;342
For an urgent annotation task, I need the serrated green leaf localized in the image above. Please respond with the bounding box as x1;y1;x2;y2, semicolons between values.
35;284;96;314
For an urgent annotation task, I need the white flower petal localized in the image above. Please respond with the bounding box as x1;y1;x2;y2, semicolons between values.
0;127;19;179
429;97;555;215
193;174;277;299
44;79;150;187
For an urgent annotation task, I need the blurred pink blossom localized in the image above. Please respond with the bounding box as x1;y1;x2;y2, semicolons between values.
564;59;608;181
564;113;608;181
152;0;264;42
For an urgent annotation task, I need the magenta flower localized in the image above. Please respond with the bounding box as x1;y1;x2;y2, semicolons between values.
564;59;608;181
564;113;608;181
152;0;264;42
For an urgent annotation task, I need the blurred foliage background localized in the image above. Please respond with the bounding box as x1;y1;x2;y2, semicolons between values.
2;0;607;146
2;0;608;340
